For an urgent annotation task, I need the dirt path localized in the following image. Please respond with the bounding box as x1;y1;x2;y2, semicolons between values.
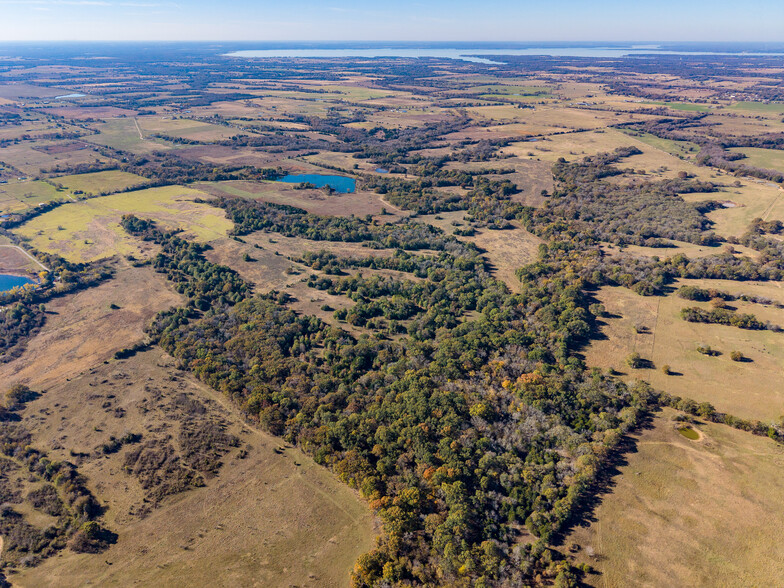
761;186;783;221
378;196;408;215
0;244;50;272
133;117;144;140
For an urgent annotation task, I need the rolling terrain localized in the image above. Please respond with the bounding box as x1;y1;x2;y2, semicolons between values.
0;46;783;587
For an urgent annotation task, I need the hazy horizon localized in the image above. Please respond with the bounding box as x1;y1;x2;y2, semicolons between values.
0;0;782;43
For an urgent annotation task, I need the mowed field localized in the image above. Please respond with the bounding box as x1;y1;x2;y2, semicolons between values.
86;117;175;153
584;281;784;422
136;117;245;142
566;408;784;588
15;185;233;262
0;180;64;213
729;147;784;173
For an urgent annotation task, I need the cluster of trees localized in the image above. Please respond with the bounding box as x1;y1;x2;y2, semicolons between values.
47;146;283;186
662;392;784;441
214;197;447;250
0;386;116;567
120;215;252;311
697;144;784;184
680;306;777;331
0;302;46;363
539;149;720;246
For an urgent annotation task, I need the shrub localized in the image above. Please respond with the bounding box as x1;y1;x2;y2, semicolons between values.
626;352;642;369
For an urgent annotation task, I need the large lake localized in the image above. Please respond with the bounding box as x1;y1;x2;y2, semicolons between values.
227;46;784;64
0;274;34;293
280;174;356;193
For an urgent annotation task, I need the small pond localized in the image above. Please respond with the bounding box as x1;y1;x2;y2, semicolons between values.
0;274;35;293
678;427;700;440
279;174;356;194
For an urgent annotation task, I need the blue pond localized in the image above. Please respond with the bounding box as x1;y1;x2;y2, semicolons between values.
0;274;35;293
280;174;356;193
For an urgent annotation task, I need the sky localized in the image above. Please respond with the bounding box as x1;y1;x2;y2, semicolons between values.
0;0;782;43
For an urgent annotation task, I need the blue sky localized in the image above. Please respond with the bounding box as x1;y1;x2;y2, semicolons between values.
0;0;782;42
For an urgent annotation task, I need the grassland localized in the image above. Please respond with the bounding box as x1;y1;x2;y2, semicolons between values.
0;180;65;213
729;147;784;173
0;140;109;176
87;118;175;153
0;263;182;390
679;180;784;237
727;101;784;113
584;282;784;422
566;408;784;587
644;100;712;112
16;185;233;262
52;170;149;195
618;130;701;159
136;117;243;142
196;180;405;221
7;345;376;588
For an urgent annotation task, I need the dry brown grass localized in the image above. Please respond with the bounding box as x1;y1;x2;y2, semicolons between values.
0;263;182;390
584;282;784;421
565;408;784;587
8;348;376;588
196;180;406;221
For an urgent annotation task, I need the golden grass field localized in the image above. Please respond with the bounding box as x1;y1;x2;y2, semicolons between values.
566;408;784;587
584;281;784;422
16;185;233;262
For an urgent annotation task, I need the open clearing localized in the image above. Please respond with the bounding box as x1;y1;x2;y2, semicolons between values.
52;170;149;195
566;408;784;587
0;140;109;176
0;263;182;390
196;180;405;221
729;147;784;173
136;117;244;142
86;118;175;153
15;185;233;262
584;281;784;422
0;180;64;213
8;346;376;588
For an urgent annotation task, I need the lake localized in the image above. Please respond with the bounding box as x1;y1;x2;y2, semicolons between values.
0;274;34;293
280;174;356;193
226;45;784;64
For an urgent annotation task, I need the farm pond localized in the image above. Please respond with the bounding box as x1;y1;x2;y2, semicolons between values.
0;274;35;293
279;174;356;193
